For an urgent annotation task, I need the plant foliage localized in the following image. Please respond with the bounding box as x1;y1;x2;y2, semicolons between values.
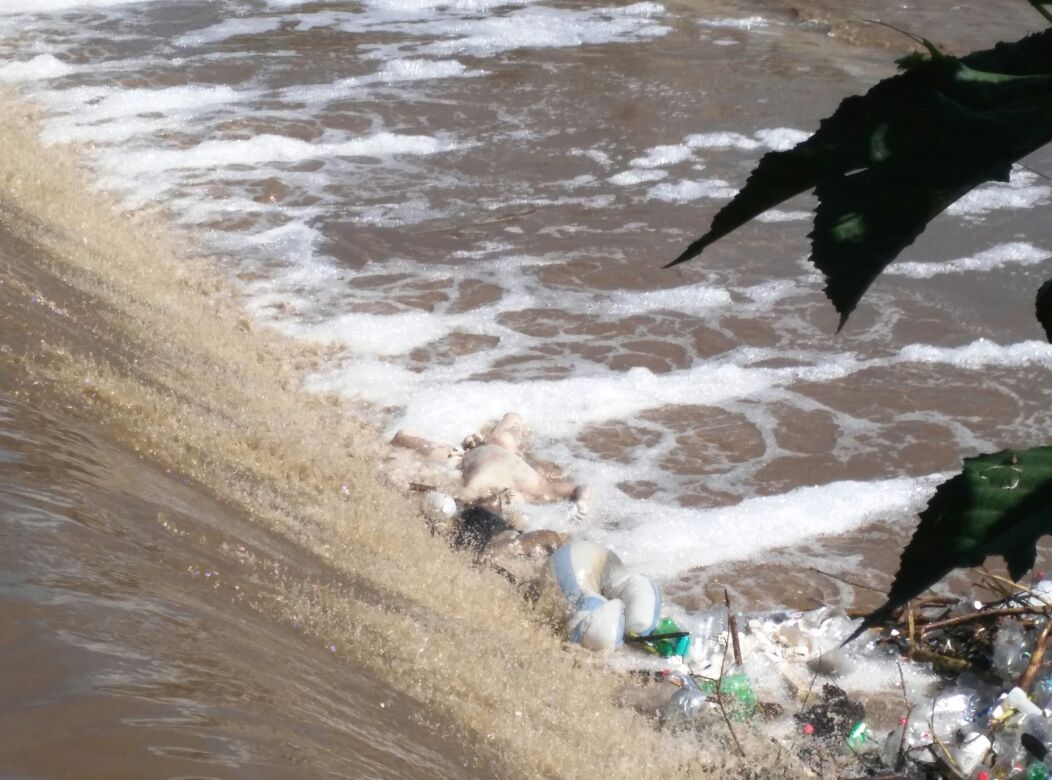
845;446;1052;643
669;15;1052;641
670;28;1052;332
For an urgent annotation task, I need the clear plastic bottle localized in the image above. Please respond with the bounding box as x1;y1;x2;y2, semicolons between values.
882;716;908;768
994;621;1032;680
661;674;706;731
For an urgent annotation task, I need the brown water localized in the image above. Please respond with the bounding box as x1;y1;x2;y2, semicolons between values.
1;0;1052;776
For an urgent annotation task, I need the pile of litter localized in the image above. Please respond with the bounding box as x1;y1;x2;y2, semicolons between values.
394;416;1052;778
442;495;1052;778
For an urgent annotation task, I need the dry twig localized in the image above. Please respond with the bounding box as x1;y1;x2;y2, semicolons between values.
725;588;743;668
918;607;1043;635
1019;617;1052;693
714;639;746;758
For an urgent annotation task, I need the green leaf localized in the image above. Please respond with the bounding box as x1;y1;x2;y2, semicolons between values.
1026;0;1052;26
1038;277;1052;341
670;29;1052;333
846;446;1052;643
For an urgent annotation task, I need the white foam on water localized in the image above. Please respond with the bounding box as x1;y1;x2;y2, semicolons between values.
572;147;613;167
630;143;694;168
947;170;1051;217
587;475;940;575
289;311;461;356
608;168;667;186
366;356;860;445
699;15;771;29
646;178;737;202
604;283;732;314
40;85;245;144
175;17;285;48
889;242;1052;279
897;339;1052;369
0;0;162;13
284;58;482;104
0;53;73;82
362;0;530;15
753;127;809;151
105;132;460;175
369;3;671;59
685;131;760;150
755;208;810;222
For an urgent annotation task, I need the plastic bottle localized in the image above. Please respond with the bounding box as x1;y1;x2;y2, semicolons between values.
648;616;690;658
882;716;908;767
1026;761;1050;780
661;674;707;731
700;671;757;721
845;721;871;752
994;621;1032;680
1009;688;1045;719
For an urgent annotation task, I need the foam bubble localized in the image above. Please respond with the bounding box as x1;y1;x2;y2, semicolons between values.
377;357;858;446
0;0;162;13
604;284;732;314
291;310;456;356
629;143;693;168
40;85;244;144
590;475;940;575
608;169;667;186
0;53;73;82
897;339;1052;369
754;127;809;151
889;242;1051;279
107;132;459;174
284;58;481;104
755;209;810;222
947;171;1051;217
175;17;285;48
404;4;671;59
646;178;737;202
685;131;760;151
699;16;771;29
571;148;613;167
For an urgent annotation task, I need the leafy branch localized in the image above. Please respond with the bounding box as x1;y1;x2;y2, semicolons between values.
670;16;1052;638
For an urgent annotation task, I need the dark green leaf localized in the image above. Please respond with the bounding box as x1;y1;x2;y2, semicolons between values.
846;446;1052;643
1026;0;1052;26
671;29;1052;332
810;160;1008;327
1038;277;1052;341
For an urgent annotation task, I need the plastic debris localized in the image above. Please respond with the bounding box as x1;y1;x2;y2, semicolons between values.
421;490;457;524
661;674;707;731
699;671;757;721
645;617;691;658
795;684;864;743
1028;761;1051;780
953;731;992;776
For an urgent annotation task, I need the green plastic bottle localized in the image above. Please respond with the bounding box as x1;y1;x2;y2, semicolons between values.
845;721;871;752
648;617;691;658
700;671;757;721
1026;761;1050;780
